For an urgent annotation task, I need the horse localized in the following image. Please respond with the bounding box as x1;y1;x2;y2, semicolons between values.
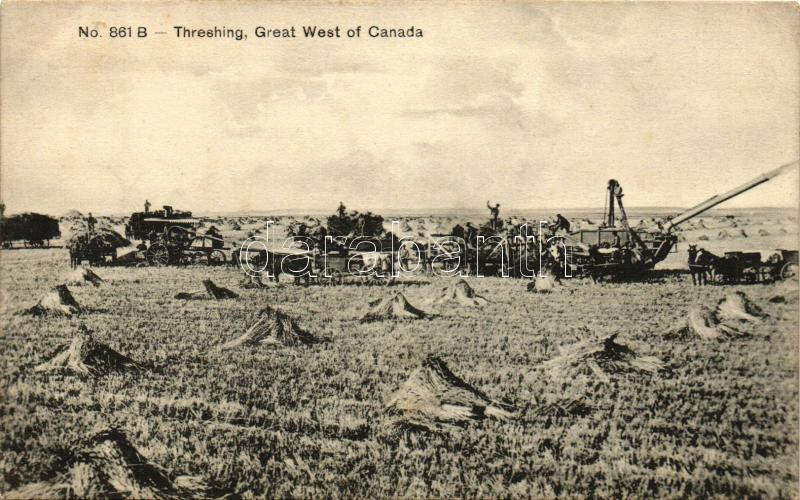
67;235;89;269
687;244;713;285
694;248;741;284
68;244;82;269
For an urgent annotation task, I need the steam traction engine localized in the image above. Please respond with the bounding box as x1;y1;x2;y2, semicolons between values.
125;205;227;266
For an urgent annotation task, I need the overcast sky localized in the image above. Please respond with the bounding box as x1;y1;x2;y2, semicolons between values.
1;2;798;215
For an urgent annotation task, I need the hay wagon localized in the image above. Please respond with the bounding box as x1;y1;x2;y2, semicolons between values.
765;249;798;281
0;213;60;248
721;249;798;283
721;251;758;282
238;243;397;286
311;251;394;286
67;227;131;268
81;239;120;266
451;237;513;277
425;236;466;275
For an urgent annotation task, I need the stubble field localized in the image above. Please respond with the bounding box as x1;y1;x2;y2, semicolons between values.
1;246;798;497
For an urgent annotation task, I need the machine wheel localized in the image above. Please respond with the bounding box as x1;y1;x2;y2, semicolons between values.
147;243;170;266
319;269;343;286
781;262;798;280
208;249;226;266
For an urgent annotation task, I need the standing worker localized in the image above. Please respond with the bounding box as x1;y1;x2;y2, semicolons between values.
86;212;96;232
555;214;571;233
144;200;151;213
487;201;501;231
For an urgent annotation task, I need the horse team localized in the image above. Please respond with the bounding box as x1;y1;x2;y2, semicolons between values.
687;244;745;285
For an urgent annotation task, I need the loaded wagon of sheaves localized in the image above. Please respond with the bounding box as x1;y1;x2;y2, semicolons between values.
0;213;61;248
311;250;395;286
720;249;798;283
66;226;131;267
237;237;397;286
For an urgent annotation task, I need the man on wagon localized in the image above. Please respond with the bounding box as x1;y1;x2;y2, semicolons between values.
486;201;501;231
555;214;571;233
86;212;97;233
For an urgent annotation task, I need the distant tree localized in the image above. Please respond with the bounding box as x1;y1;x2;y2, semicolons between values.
0;203;5;218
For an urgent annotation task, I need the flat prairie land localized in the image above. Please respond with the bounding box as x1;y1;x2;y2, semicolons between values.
1;243;798;497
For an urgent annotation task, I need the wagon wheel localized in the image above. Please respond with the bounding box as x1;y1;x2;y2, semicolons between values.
146;243;170;266
319;269;344;286
781;262;798;280
208;249;226;266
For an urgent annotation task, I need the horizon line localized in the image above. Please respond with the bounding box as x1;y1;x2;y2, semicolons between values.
25;204;798;217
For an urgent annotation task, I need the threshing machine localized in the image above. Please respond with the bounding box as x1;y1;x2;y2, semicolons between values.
563;160;798;279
